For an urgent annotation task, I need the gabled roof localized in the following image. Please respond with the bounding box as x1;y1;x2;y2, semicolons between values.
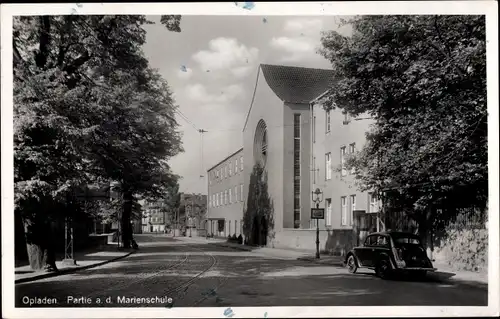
243;64;334;131
260;64;335;104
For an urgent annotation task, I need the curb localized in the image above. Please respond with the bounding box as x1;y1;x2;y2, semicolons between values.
213;242;254;252
15;251;134;284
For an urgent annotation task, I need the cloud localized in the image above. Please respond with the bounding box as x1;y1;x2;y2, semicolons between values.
192;37;258;77
270;18;325;63
176;66;193;80
270;37;315;54
231;66;254;78
283;18;323;33
185;83;244;104
270;36;319;62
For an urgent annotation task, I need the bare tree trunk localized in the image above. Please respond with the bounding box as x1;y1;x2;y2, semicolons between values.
121;190;133;249
23;218;58;272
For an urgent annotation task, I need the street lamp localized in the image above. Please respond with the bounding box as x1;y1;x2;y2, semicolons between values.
311;188;323;259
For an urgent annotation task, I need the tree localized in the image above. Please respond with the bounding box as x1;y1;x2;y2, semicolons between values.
319;16;487;240
159;182;181;227
14;15;183;270
242;164;275;246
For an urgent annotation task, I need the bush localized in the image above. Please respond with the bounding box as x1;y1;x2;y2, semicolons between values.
237;234;243;245
227;234;240;243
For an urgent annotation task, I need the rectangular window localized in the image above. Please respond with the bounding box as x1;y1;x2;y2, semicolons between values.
340;146;347;176
341;196;347;226
229;162;232;176
350;195;356;225
225;165;228;178
235;159;238;173
326;110;331;133
224;191;228;205
313;156;316;184
325;153;332;180
229;188;232;204
313;115;316;143
349;143;356;154
369;192;379;213
294;114;301;229
240;184;244;202
344;111;351;124
235;186;238;202
240;156;244;171
209;197;212;208
325;198;332;226
349;143;356;174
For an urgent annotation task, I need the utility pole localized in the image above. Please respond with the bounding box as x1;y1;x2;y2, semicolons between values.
199;129;207;178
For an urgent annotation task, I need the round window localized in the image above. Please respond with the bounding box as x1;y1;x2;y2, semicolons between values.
253;119;268;168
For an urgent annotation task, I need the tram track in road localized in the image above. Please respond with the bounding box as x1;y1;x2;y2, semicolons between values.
161;245;228;307
113;245;221;308
191;251;229;307
84;251;190;301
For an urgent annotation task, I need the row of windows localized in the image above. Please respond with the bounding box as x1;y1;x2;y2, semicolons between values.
209;184;244;208
209;156;244;185
145;209;162;215
143;217;164;223
324;196;356;227
293;114;301;229
324;193;380;227
325;142;356;180
313;109;353;143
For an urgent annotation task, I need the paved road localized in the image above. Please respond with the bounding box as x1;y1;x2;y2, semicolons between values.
15;234;488;307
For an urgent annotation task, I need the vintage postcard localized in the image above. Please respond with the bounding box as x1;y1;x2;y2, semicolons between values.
1;1;499;318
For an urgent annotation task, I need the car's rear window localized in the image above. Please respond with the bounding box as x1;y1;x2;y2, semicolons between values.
393;236;420;245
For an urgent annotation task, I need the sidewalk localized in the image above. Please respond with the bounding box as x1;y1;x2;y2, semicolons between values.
296;254;487;289
173;235;227;244
15;244;134;284
427;262;488;289
211;240;331;261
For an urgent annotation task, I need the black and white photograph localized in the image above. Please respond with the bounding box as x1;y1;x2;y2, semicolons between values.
1;2;499;318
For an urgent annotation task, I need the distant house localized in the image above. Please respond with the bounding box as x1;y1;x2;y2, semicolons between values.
142;200;167;233
179;193;207;230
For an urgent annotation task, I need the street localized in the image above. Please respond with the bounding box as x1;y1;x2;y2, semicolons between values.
15;235;488;307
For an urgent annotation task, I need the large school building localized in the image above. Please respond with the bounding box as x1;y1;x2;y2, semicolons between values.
206;64;381;253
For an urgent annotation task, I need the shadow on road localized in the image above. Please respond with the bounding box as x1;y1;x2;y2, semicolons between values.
15;235;488;307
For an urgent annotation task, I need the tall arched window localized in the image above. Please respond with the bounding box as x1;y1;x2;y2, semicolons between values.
254;119;268;168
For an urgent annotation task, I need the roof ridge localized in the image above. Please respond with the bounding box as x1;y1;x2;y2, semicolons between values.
260;63;333;72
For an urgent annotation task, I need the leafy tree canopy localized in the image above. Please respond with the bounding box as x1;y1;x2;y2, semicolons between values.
14;15;183;260
319;16;487;219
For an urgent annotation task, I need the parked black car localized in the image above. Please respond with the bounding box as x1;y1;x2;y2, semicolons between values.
345;231;436;279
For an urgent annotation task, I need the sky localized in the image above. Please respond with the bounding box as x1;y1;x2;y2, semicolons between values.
141;15;350;194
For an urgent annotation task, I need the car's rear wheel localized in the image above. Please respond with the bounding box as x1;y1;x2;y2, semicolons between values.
346;255;358;274
376;259;391;279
